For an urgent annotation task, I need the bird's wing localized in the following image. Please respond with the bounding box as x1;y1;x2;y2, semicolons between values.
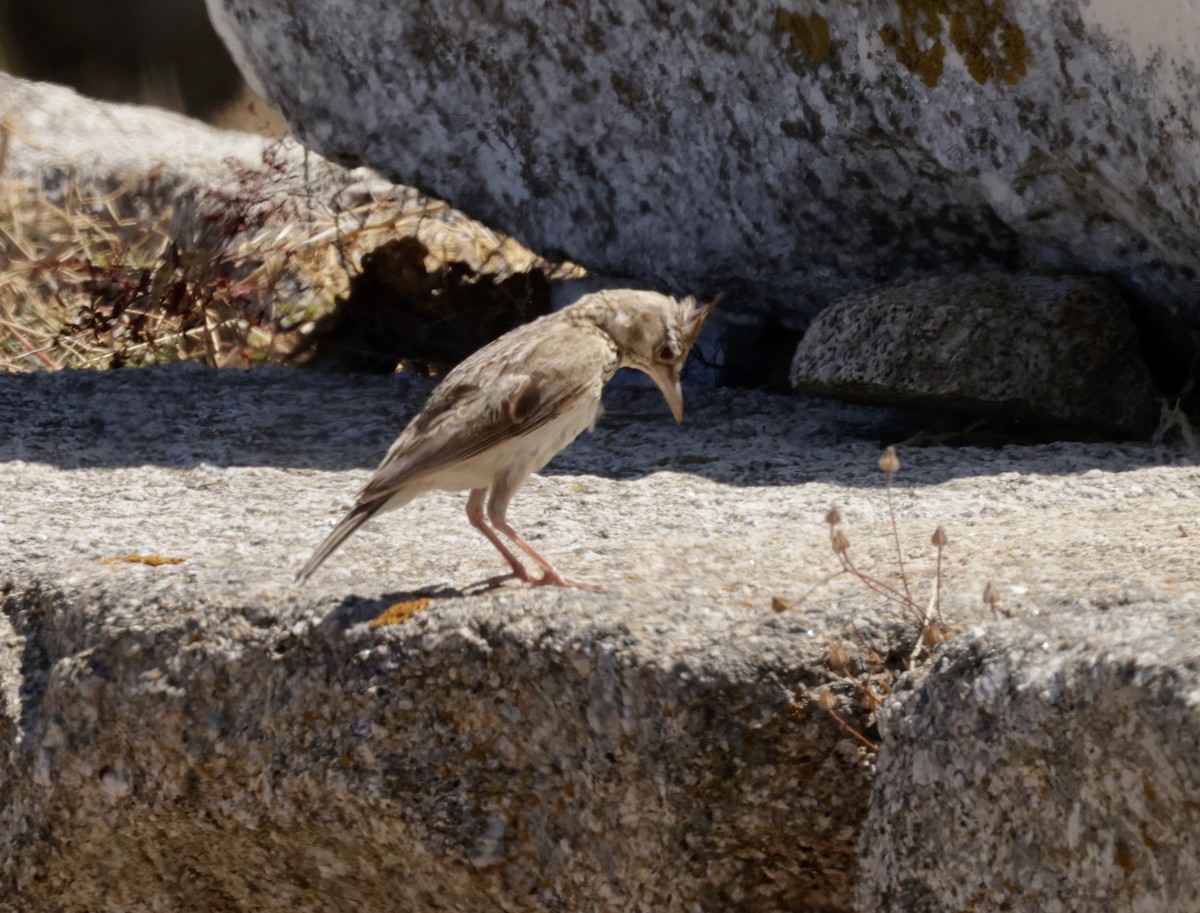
357;322;614;504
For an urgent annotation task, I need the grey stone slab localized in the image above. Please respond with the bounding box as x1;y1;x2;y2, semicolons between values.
1;572;872;912
860;604;1200;913
0;366;893;912
0;72;388;209
0;365;1197;911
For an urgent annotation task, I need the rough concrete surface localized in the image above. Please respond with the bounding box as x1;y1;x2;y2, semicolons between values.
206;0;1200;366
0;365;1198;911
790;272;1160;436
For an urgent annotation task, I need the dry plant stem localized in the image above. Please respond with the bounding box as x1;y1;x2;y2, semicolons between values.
0;317;55;368
789;567;851;609
823;704;879;752
834;668;889;706
203;305;220;367
906;639;927;668
934;543;946;627
836;547;927;625
882;471;913;604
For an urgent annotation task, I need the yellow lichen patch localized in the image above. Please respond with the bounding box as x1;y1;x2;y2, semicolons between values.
369;597;430;627
776;9;833;65
101;554;186;567
879;0;1031;87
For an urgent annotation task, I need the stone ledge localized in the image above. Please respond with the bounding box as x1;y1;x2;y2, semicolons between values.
1;573;869;912
0;365;1197;911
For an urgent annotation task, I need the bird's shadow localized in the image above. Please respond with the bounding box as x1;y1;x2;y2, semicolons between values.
315;576;540;629
316;584;466;629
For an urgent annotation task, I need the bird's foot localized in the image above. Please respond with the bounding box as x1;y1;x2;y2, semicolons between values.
532;570;605;591
469;567;604;592
470;570;533;591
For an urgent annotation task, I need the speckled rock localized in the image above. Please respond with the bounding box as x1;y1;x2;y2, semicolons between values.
206;0;1200;366
789;272;1160;436
0;73;393;214
0;366;902;913
1;575;874;913
860;604;1200;913
2;365;1199;911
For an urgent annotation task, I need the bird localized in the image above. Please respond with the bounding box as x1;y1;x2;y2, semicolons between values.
296;288;718;587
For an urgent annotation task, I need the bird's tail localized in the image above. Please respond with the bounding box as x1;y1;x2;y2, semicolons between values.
296;502;378;582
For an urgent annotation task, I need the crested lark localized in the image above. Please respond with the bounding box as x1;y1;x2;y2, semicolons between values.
297;289;717;587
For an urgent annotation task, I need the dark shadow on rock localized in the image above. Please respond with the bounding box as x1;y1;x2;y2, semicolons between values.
313;586;466;631
0;364;1177;486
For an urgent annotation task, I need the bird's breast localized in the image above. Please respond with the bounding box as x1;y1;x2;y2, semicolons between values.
520;389;603;473
424;389;601;493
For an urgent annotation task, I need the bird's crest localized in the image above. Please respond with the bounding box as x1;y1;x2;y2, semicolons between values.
680;293;720;354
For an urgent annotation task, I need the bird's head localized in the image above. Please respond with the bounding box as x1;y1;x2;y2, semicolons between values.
582;290;718;423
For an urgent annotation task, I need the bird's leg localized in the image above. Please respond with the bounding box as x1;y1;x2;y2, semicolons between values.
466;488;535;583
486;486;603;590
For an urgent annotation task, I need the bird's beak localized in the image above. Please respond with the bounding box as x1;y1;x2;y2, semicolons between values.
649;292;720;424
647;364;685;424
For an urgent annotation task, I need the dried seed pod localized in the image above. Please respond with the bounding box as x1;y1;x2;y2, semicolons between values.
878;446;900;474
825;505;842;526
828;643;851;676
771;595;792;613
861;685;883;712
831;529;851;554
817;686;836;712
983;580;999;618
921;623;946;648
931;525;948;548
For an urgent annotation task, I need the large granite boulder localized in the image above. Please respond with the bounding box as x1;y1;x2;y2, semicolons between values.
790;273;1161;437
206;0;1200;368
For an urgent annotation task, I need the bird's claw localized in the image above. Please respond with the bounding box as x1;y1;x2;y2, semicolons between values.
470;570;604;592
532;571;605;591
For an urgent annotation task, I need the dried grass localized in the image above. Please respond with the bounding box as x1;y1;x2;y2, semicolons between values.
0;134;564;372
775;447;970;754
